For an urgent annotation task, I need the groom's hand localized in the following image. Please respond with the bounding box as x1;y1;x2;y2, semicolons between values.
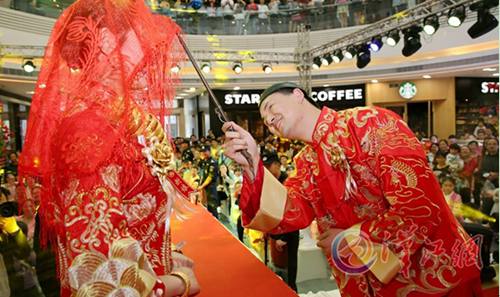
222;122;260;179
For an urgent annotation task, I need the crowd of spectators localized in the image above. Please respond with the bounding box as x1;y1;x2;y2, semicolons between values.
152;0;425;34
5;0;425;35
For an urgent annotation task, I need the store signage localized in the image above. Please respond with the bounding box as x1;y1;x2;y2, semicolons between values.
310;88;363;102
399;81;417;99
214;84;365;111
481;81;499;94
224;93;261;105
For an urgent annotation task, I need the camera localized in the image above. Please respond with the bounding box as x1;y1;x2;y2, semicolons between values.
0;201;18;218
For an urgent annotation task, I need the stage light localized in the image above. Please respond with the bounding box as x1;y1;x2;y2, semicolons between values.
423;15;440;35
332;49;343;63
319;56;328;66
171;64;180;73
402;26;422;57
262;63;273;73
201;62;211;74
356;44;371;69
344;46;356;60
233;61;243;74
312;57;322;69
369;36;383;52
321;54;333;66
386;30;400;47
448;5;466;27
23;60;35;73
468;6;498;39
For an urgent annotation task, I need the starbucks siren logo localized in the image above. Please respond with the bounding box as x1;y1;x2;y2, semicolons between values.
399;81;417;99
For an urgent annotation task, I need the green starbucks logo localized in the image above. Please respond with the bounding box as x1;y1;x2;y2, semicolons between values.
399;82;417;99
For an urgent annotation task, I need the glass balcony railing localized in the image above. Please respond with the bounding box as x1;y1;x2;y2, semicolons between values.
5;0;424;35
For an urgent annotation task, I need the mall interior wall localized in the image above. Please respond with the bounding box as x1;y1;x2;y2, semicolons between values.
366;77;456;139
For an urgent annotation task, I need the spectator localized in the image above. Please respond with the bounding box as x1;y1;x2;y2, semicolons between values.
459;145;479;188
335;0;349;27
473;118;487;138
210;138;221;160
446;143;464;175
468;140;482;159
247;0;259;32
4;152;18;177
476;137;499;214
4;173;17;202
198;145;220;218
476;129;486;141
221;0;234;10
190;134;198;145
233;0;247;34
433;151;450;179
17;199;37;245
448;134;458;144
438;139;449;154
279;155;289;174
0;187;44;297
478;137;499;188
257;0;271;33
205;0;217;17
247;0;258;11
427;142;439;166
269;0;279;13
441;176;463;222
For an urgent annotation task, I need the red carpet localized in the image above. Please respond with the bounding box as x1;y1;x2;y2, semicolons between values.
172;205;298;297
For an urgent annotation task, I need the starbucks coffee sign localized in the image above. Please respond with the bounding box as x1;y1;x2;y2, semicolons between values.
399;81;417;99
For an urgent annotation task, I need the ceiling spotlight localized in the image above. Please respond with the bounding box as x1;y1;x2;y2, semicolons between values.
312;57;322;69
233;61;243;74
423;75;432;79
369;36;383;52
170;64;180;73
332;49;343;63
23;60;35;73
201;62;211;74
423;15;440;35
493;73;499;77
402;26;423;57
483;67;497;72
448;5;466;27
371;79;379;83
356;44;371;69
321;54;333;66
386;30;400;47
467;6;498;39
262;63;273;74
233;86;240;90
344;46;356;60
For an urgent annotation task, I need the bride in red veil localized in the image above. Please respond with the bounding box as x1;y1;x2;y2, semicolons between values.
18;0;199;296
